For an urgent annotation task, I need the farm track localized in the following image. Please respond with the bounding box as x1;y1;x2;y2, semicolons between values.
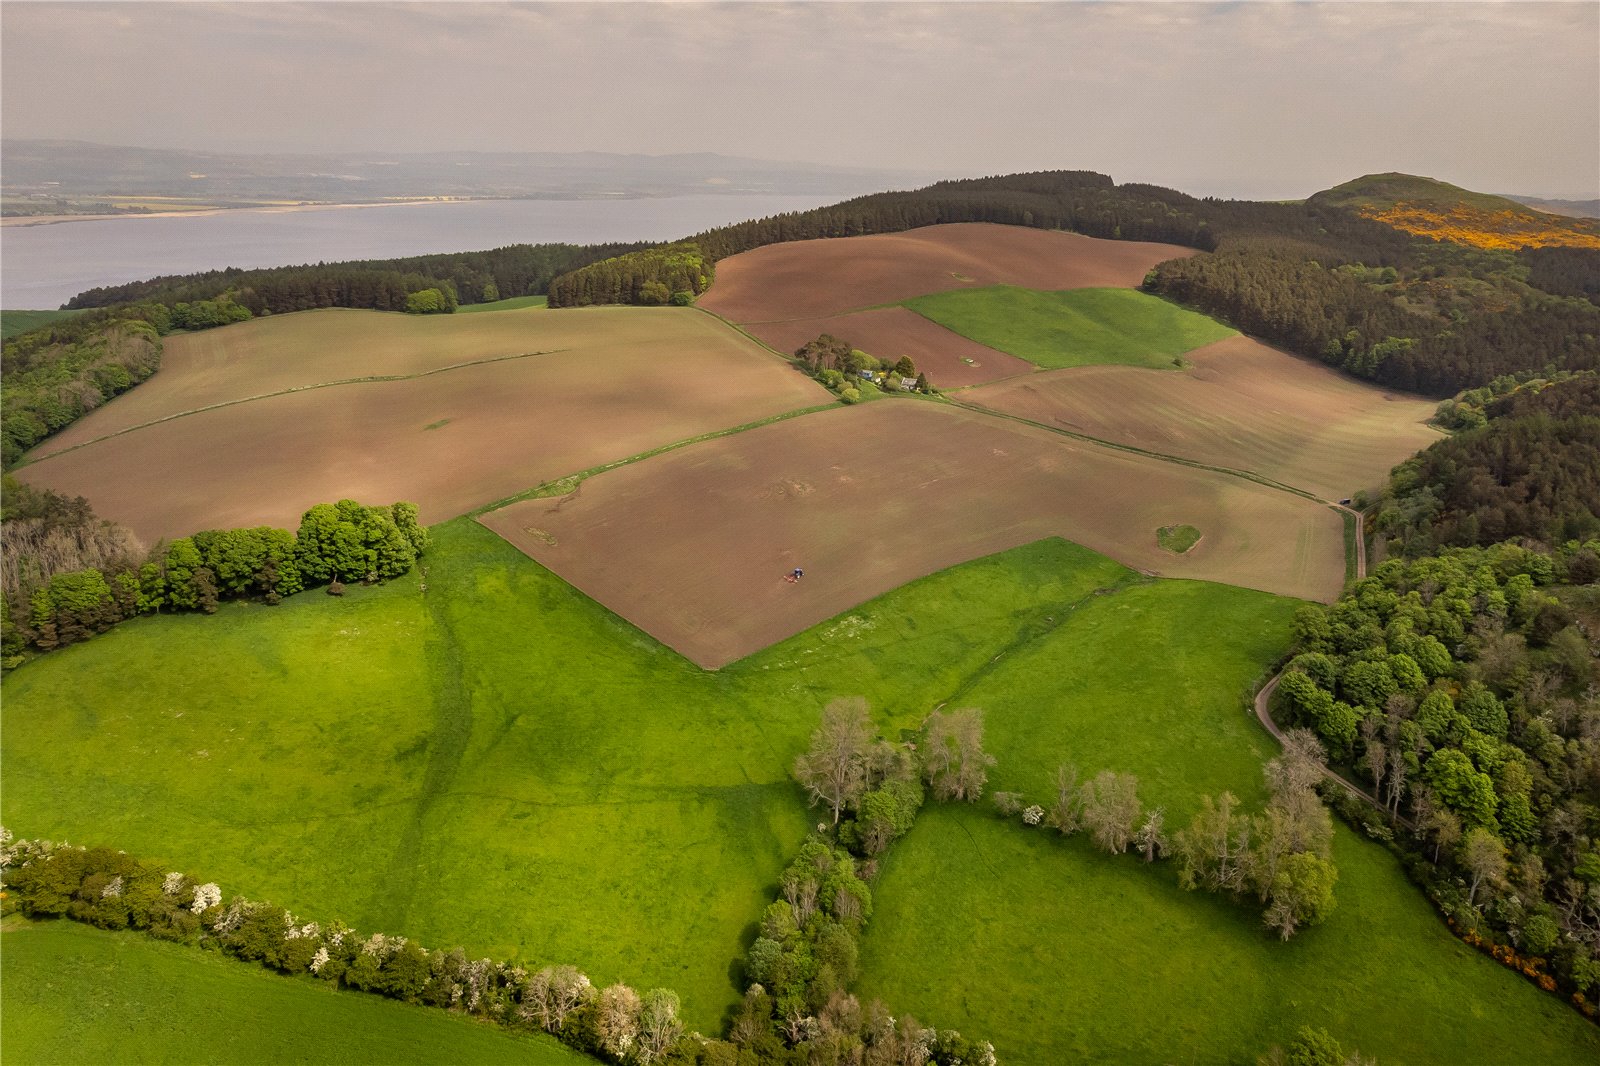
22;348;569;464
1253;671;1415;831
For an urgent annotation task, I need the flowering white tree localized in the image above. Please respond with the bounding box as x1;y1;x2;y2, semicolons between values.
309;946;330;974
190;882;221;914
162;872;185;896
597;983;642;1058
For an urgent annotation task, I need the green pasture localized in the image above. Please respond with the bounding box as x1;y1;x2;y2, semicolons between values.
860;808;1600;1065
903;285;1235;370
1;308;82;341
5;525;1594;1059
0;528;1128;1034
456;294;548;313
0;920;585;1065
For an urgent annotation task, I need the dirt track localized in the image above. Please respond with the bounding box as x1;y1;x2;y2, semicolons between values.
480;402;1344;670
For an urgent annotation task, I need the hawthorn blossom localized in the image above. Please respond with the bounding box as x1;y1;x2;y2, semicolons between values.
309;946;330;974
1022;805;1045;826
100;875;124;899
162;872;185;896
190;882;222;914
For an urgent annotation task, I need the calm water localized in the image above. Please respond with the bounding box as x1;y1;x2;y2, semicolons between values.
0;194;844;309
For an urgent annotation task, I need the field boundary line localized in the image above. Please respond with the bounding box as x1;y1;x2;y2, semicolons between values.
946;396;1329;502
21;348;572;465
467;401;842;519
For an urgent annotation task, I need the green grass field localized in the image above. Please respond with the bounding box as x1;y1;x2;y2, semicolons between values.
5;526;1595;1059
859;807;1600;1065
903;285;1236;369
1;920;586;1065
0;528;1133;1034
457;294;548;313
1;308;82;341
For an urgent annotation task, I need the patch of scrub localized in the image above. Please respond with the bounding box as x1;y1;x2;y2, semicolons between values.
1158;523;1202;553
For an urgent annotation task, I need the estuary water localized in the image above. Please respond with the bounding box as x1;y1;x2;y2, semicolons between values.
0;193;844;309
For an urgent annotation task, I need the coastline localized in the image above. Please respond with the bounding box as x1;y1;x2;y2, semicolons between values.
0;198;492;228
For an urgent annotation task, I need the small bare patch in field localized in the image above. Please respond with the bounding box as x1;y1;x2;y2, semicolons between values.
963;334;1442;500
18;308;830;541
480;403;1343;669
698;223;1201;323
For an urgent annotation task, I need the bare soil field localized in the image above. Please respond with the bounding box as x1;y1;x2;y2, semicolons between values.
697;223;1198;323
963;334;1442;500
480;403;1344;669
17;309;829;541
746;307;1034;388
34;306;720;455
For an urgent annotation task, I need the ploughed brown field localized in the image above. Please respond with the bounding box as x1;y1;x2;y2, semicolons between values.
34;306;732;455
17;307;830;541
744;308;1034;388
480;403;1344;670
697;223;1198;323
962;334;1443;501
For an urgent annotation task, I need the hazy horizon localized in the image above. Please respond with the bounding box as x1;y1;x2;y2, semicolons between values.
3;1;1597;201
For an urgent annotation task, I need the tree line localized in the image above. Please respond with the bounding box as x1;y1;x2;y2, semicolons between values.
546;243;712;308
2;319;166;467
60;242;654;313
1;497;429;663
1277;540;1600;1017
1375;375;1600;556
0;834;688;1065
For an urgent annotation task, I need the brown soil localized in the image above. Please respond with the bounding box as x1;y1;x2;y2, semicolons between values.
480;403;1343;670
17;309;829;542
746;307;1035;388
36;306;728;455
697;223;1199;323
963;334;1442;501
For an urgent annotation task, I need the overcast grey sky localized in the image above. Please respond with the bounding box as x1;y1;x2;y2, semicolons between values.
3;1;1596;199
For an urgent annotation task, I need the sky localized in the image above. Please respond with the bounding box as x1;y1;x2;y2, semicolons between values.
2;1;1597;200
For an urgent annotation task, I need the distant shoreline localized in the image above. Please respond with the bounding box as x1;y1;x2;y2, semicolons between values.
0;198;496;228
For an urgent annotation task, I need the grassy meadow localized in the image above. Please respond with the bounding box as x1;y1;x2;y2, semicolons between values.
0;528;1136;1033
1;307;82;340
903;285;1235;369
858;807;1600;1065
1;920;586;1065
6;526;1597;1059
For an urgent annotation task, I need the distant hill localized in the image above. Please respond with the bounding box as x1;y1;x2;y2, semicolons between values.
1505;195;1600;220
1308;172;1600;250
0;139;930;209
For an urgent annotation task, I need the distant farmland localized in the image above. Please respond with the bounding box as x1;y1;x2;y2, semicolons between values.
699;223;1200;387
904;285;1237;370
480;402;1345;669
698;223;1199;322
746;307;1032;388
964;334;1442;500
17;306;829;540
